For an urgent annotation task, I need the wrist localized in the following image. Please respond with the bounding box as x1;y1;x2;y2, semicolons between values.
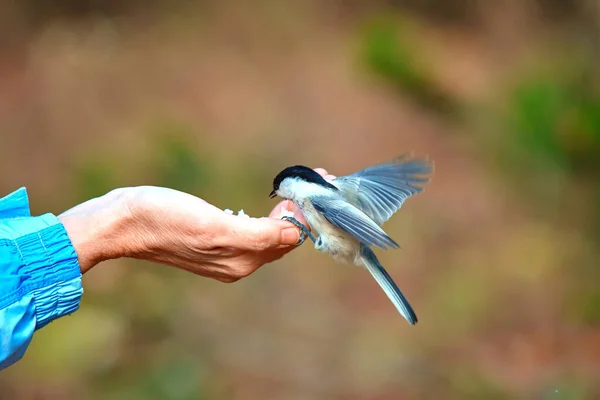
58;188;134;273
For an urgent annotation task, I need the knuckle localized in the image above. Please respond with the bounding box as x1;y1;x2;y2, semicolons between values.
220;276;240;283
241;263;258;277
230;263;257;280
254;241;271;252
250;233;273;251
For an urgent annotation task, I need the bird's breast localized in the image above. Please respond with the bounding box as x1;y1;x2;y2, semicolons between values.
299;198;361;264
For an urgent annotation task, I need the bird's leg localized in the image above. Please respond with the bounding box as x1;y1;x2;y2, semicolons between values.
281;216;316;246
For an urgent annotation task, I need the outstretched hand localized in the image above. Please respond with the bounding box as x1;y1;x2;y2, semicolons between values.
59;168;336;282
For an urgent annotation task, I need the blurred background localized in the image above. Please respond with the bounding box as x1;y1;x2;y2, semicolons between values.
1;0;599;399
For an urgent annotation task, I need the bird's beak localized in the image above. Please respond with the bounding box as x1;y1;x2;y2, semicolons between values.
269;190;277;199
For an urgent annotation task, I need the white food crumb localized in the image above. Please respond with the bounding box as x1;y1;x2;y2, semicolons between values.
224;209;234;215
237;209;250;218
279;208;295;219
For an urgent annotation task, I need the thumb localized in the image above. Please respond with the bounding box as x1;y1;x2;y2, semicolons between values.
221;217;301;250
260;218;302;247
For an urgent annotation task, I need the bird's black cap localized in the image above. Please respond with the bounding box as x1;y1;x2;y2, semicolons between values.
270;165;337;198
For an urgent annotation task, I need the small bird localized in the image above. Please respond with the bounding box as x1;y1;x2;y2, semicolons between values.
269;154;433;325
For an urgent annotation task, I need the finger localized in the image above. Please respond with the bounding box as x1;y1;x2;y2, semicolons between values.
268;200;309;227
291;208;311;231
314;168;335;182
215;216;301;250
264;199;314;249
314;168;329;177
268;200;295;219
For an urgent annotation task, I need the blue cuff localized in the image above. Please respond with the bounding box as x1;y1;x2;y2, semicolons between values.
16;219;83;329
0;187;31;219
0;195;83;330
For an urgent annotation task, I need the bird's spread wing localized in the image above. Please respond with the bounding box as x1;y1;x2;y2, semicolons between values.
332;154;433;226
311;196;398;250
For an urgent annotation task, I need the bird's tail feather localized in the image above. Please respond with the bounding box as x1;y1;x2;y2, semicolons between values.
360;246;418;325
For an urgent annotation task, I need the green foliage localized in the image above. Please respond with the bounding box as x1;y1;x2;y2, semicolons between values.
71;118;212;201
95;356;209;400
576;289;600;325
147;119;213;196
358;15;459;119
506;72;600;175
509;79;570;168
73;159;119;201
448;368;510;399
502;70;600;235
566;251;600;326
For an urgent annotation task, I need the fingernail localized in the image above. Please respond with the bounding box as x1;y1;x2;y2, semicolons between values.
281;227;300;245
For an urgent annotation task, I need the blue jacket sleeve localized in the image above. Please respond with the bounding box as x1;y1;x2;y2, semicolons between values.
0;187;83;370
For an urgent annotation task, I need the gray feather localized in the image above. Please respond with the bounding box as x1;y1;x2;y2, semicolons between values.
311;197;398;250
333;154;433;226
361;246;417;324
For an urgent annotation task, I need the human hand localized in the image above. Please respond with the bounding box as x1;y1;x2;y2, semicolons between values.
58;168;335;282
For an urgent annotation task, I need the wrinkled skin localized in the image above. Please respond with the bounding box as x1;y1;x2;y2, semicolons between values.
58;168;336;282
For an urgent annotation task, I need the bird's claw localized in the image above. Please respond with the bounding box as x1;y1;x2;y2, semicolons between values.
281;216;316;246
297;230;307;246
